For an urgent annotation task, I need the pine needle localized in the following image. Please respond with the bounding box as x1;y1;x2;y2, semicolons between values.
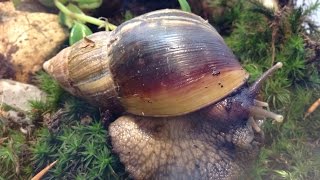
31;160;58;180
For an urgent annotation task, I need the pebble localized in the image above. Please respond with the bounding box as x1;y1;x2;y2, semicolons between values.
0;79;46;112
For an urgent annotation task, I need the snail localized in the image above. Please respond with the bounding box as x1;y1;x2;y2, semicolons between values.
43;9;283;180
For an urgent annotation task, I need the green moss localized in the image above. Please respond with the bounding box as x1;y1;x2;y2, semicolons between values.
32;119;126;179
219;0;320;179
0;126;33;179
28;71;65;122
28;72;126;179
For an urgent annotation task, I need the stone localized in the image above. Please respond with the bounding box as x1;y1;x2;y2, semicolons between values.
0;1;68;82
0;79;46;112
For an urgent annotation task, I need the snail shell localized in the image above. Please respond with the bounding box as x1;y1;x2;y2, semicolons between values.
44;9;248;116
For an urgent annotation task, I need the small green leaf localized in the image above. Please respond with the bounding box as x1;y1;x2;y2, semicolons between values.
69;22;93;45
178;0;191;12
73;0;103;9
59;3;85;28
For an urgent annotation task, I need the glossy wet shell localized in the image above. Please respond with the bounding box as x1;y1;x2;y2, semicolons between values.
44;9;249;117
108;9;249;116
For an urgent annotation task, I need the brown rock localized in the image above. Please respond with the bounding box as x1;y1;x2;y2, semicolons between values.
0;1;68;82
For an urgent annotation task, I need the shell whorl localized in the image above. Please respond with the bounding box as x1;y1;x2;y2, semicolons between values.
43;31;121;111
107;9;249;116
43;46;74;94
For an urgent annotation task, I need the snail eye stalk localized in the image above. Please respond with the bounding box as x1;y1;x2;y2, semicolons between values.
249;62;283;96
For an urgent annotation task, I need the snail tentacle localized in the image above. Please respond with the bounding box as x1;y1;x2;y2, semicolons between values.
249;106;283;122
249;62;283;96
254;99;269;107
248;116;261;133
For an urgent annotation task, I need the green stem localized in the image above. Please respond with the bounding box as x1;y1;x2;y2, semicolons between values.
54;0;117;30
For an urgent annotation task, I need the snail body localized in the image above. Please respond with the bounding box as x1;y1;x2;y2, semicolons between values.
44;9;283;179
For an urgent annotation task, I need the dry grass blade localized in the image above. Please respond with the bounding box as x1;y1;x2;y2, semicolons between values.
31;160;58;180
304;98;320;119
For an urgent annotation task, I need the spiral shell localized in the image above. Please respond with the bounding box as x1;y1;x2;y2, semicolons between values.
44;9;249;116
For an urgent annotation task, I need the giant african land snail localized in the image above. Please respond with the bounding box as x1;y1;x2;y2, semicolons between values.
43;9;283;179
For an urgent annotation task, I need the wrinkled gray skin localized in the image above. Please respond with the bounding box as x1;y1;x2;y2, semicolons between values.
109;111;263;180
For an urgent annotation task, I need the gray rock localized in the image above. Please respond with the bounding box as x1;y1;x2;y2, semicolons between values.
0;79;46;112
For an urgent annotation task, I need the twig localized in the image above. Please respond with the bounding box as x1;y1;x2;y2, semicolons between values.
271;24;278;66
269;6;289;66
54;0;117;30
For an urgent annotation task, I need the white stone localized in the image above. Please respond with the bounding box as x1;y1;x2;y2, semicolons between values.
0;79;46;112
